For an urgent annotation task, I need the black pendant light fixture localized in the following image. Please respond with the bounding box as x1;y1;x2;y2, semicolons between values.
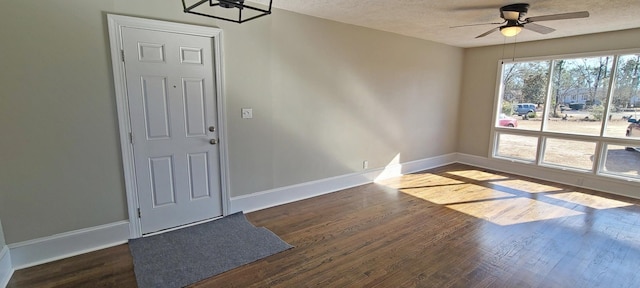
182;0;273;23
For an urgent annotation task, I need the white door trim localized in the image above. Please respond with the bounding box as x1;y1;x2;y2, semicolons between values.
107;14;230;238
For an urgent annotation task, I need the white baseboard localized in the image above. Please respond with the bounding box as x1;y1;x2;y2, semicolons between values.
0;246;13;288
456;153;640;200
230;153;457;213
8;221;130;270
230;170;372;214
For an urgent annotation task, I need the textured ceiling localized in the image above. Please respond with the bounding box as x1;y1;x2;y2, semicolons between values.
252;0;640;48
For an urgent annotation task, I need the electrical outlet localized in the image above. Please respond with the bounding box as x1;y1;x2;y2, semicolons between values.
363;160;368;170
241;108;253;119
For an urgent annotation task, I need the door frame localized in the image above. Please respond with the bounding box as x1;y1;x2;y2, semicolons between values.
107;14;230;239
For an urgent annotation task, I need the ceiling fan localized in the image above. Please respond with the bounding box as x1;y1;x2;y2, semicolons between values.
452;3;589;38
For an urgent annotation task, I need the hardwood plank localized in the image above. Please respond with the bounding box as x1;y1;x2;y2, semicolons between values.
8;163;640;287
7;243;136;288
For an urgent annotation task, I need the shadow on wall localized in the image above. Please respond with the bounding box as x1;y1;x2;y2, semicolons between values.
219;9;461;197
268;21;401;178
263;15;459;189
0;218;5;247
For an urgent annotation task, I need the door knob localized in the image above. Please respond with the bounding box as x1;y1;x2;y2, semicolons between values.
210;139;218;145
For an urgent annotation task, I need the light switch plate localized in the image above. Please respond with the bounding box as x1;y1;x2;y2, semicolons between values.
241;108;253;119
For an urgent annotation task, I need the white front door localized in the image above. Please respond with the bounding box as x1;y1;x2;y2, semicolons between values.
122;27;223;234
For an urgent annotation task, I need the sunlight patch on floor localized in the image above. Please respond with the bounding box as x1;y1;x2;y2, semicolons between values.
446;170;509;181
546;192;633;210
490;179;564;193
378;166;636;226
401;184;515;205
446;198;583;226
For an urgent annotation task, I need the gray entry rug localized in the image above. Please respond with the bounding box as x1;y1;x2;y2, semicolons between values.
128;212;293;288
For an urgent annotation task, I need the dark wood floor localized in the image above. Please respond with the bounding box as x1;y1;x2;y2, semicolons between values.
8;164;640;287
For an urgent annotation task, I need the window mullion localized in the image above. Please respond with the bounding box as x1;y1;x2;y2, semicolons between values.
537;60;555;166
592;55;619;176
600;55;619;137
542;60;556;132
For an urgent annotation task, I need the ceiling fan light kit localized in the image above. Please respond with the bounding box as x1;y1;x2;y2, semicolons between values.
500;25;523;37
182;0;273;23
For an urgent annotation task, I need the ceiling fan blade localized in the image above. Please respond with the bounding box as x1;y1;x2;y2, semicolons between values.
525;11;589;23
476;27;500;38
450;21;505;28
523;23;556;34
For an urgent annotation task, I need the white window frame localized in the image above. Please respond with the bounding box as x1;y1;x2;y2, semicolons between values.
489;48;640;182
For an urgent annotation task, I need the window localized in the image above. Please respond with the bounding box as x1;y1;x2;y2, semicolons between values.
605;54;640;138
493;51;640;182
498;61;550;131
541;138;596;171
495;133;538;162
546;56;613;136
601;144;640;179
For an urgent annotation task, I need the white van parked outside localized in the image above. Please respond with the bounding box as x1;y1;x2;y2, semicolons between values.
515;103;536;116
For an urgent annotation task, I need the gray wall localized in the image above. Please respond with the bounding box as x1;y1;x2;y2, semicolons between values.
0;1;128;244
458;28;640;156
0;1;463;243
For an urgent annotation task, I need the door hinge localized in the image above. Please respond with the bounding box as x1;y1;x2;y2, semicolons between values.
137;208;141;218
121;49;125;62
129;132;133;144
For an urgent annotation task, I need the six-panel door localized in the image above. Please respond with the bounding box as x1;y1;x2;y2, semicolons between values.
122;27;222;234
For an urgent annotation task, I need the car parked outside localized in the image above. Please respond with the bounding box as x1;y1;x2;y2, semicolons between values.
626;117;640;152
498;113;518;127
514;103;536;116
